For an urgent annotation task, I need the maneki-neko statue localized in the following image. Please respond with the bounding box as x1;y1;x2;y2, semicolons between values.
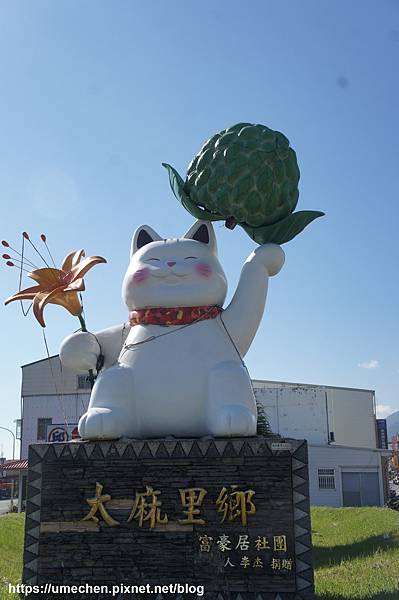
60;219;285;440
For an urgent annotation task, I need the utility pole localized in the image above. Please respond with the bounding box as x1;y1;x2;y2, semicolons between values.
0;426;16;511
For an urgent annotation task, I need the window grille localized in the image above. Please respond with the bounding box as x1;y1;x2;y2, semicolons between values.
37;418;52;441
77;374;92;390
318;468;336;490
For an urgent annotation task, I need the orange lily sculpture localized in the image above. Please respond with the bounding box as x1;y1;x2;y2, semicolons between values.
4;249;106;328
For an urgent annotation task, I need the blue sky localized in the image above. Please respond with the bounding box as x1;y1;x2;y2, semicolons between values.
0;0;398;458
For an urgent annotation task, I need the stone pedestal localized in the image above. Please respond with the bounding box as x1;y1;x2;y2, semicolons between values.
23;436;314;599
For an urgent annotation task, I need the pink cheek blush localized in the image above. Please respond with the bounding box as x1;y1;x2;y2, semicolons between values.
196;262;212;278
133;267;150;284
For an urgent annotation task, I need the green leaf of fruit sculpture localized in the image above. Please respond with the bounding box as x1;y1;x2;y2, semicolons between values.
163;122;324;244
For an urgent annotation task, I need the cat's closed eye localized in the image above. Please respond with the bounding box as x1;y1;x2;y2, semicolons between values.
184;256;197;260
146;258;160;262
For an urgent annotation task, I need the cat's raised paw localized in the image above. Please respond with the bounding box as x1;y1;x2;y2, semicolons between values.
248;244;285;276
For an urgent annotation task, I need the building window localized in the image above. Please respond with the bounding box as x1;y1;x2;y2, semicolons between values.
318;468;336;490
77;375;92;390
15;419;22;440
37;418;52;441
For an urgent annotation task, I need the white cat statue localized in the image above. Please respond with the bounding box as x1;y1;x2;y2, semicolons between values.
59;220;285;440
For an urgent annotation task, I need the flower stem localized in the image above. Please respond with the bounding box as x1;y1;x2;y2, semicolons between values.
78;313;87;332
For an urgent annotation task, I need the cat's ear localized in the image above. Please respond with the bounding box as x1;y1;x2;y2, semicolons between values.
131;225;162;256
183;220;217;254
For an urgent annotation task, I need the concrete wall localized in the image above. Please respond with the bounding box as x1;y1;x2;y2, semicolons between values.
22;356;88;396
21;357;90;458
21;394;90;459
253;383;328;444
326;386;376;448
253;379;376;449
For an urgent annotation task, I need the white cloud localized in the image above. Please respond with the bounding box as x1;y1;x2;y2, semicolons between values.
358;359;379;369
376;404;396;419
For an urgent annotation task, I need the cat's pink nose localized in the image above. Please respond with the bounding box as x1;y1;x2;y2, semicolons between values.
167;261;176;267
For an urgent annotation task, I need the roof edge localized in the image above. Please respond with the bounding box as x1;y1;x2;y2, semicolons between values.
21;355;59;368
252;378;375;394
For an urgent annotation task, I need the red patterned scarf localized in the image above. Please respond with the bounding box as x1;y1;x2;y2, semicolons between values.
129;305;222;326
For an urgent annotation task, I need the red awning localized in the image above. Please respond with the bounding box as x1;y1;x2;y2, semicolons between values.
2;459;28;471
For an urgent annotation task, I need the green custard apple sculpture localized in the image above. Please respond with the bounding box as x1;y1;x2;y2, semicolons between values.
163;122;324;244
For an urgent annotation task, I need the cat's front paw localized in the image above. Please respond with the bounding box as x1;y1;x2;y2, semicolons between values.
79;408;126;440
60;331;101;373
247;244;285;276
209;405;257;437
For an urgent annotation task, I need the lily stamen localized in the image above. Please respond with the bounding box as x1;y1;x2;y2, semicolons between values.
40;233;57;268
23;231;52;268
2;253;39;270
5;260;31;273
1;240;38;269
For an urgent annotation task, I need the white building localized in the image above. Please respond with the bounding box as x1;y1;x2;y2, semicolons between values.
20;356;90;459
18;357;389;508
253;380;389;507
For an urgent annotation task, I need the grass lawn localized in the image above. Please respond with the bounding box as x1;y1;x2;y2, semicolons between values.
312;507;399;599
0;513;25;600
0;508;399;599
